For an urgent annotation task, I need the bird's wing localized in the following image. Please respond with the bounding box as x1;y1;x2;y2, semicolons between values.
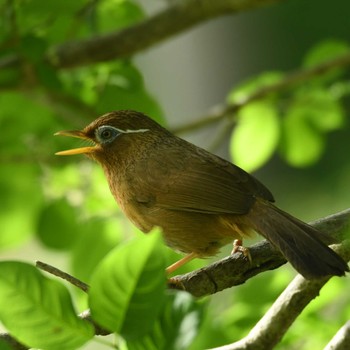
135;146;274;215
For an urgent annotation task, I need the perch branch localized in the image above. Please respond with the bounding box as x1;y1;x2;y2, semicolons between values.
168;208;350;296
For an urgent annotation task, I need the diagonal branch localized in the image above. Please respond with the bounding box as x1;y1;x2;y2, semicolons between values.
168;208;350;297
0;0;287;71
210;240;350;350
324;320;350;350
211;275;331;350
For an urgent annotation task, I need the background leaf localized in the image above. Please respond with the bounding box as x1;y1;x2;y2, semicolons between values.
280;106;325;167
89;229;167;340
36;198;80;250
230;101;280;172
0;261;94;350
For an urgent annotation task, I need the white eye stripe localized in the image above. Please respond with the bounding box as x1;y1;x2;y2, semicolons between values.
121;128;150;134
104;126;150;134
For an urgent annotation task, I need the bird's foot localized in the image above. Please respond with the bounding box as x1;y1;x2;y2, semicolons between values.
231;239;252;264
167;276;186;290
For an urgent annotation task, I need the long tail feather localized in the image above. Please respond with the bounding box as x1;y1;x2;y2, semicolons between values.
249;201;349;279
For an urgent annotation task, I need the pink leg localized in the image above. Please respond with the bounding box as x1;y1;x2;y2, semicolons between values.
166;252;198;274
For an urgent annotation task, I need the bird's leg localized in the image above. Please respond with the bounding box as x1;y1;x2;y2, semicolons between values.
231;239;252;263
166;252;198;274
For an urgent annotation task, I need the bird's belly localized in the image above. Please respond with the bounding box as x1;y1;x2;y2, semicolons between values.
132;206;249;257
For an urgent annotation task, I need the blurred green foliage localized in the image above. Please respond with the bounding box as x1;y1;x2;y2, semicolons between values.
0;0;349;349
229;40;350;171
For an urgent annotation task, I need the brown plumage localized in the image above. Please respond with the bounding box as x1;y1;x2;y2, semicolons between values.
56;110;349;279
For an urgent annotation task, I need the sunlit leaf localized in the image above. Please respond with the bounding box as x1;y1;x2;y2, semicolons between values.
0;261;94;350
230;101;280;172
98;0;144;33
303;39;350;68
293;88;344;131
89;229;167;340
280;107;325;167
303;40;350;83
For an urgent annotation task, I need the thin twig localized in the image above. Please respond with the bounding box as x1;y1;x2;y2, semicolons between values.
171;53;350;135
36;261;89;293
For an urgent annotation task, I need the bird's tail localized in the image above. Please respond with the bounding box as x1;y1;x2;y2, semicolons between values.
248;200;349;279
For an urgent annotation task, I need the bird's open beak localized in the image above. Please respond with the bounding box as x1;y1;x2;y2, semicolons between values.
54;130;96;155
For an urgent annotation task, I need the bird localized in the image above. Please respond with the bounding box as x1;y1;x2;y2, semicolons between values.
55;110;348;279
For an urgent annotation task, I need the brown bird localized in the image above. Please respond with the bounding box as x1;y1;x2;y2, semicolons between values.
55;110;348;279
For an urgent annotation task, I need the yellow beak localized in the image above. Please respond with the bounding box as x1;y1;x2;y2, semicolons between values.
54;130;96;155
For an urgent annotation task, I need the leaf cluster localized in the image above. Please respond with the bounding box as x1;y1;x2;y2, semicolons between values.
0;1;350;350
229;40;350;171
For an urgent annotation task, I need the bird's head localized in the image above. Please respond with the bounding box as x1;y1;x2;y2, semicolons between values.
55;110;166;163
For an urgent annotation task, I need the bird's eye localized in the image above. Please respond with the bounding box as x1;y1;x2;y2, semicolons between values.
95;126;121;144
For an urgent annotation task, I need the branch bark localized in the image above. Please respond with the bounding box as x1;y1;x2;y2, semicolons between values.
324;321;350;350
168;208;350;296
0;0;287;71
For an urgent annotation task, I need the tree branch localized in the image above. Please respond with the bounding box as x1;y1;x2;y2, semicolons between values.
168;208;350;296
210;275;330;350
209;239;350;350
52;0;285;69
0;0;286;71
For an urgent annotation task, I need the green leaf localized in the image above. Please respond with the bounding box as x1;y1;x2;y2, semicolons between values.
230;101;280;172
18;34;48;63
303;39;350;68
303;40;350;84
36;198;80;250
228;71;284;104
127;291;204;350
293;88;344;131
0;261;94;350
0;164;42;249
280;107;325;167
89;229;167;340
98;0;145;33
